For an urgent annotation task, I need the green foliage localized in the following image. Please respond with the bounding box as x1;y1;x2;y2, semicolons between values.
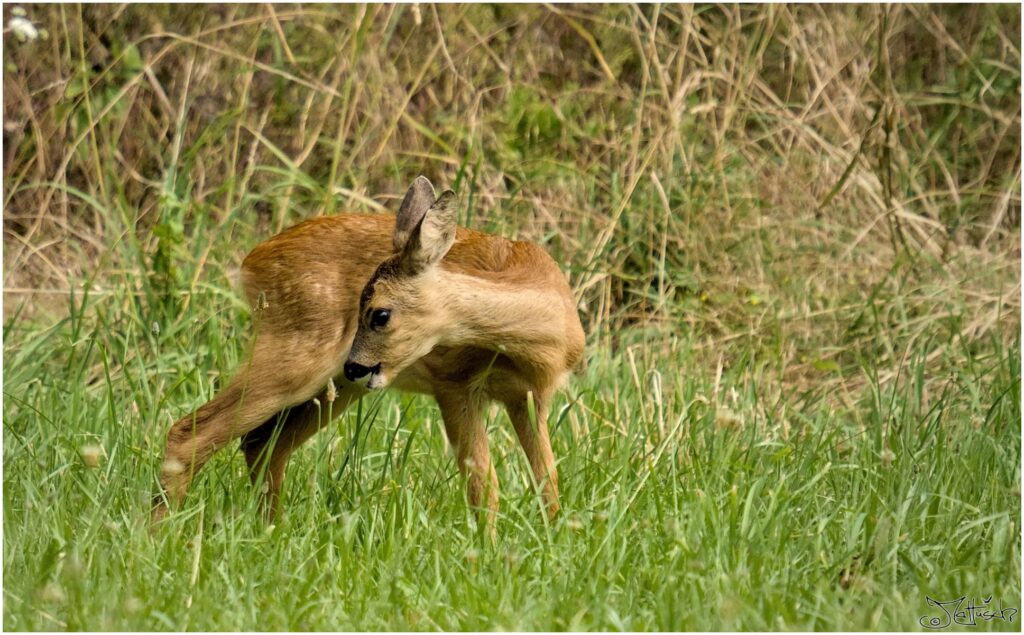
3;303;1019;630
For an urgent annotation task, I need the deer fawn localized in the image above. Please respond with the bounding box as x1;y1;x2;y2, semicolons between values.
152;176;585;531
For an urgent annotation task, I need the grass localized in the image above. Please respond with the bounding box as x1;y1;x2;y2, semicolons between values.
3;3;1021;631
2;303;1020;630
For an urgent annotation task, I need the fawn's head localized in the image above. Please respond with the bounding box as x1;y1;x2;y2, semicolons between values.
344;177;457;390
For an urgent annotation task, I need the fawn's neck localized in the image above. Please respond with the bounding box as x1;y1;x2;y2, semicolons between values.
437;269;567;362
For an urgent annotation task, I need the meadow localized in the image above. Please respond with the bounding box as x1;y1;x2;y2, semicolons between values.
3;4;1021;630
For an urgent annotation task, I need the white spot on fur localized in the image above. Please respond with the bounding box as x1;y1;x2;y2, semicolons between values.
161;459;185;476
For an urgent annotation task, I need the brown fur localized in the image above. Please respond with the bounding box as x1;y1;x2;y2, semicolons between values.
153;178;585;531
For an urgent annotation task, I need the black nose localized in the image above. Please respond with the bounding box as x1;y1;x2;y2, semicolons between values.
344;361;378;382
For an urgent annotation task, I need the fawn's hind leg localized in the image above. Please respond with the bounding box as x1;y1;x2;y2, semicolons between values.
504;390;560;519
240;381;362;520
435;390;499;535
152;340;339;522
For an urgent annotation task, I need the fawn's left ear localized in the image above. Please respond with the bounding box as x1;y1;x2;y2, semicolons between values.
400;190;457;274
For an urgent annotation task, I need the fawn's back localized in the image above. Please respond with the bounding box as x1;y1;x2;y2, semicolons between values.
239;213;581;394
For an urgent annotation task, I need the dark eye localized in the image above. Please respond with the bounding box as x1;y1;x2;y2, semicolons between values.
370;309;391;330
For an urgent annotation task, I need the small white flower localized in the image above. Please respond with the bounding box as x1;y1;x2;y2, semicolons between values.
9;15;38;42
80;444;103;468
40;582;65;603
881;448;895;468
715;407;743;430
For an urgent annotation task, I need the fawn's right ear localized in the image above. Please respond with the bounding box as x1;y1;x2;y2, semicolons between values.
399;190;458;274
393;176;436;253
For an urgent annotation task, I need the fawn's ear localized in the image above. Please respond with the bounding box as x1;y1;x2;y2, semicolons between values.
393;176;436;253
400;190;457;274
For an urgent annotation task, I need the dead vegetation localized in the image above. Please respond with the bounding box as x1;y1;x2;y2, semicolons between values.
3;3;1020;400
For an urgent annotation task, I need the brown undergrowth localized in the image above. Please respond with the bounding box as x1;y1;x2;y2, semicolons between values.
4;4;1020;402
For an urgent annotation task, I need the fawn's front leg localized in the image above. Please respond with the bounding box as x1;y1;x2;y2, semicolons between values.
504;390;560;519
435;391;499;536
